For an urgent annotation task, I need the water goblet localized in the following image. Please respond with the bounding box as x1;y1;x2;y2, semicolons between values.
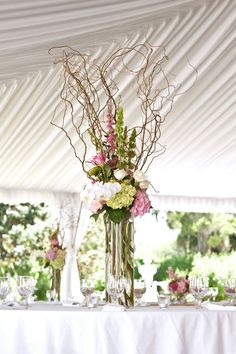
81;279;95;307
189;277;209;308
208;287;218;302
106;275;125;307
224;279;236;305
0;277;11;306
134;280;146;306
17;276;35;309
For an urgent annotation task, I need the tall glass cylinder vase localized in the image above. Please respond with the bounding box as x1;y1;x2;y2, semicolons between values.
50;268;61;302
104;215;134;306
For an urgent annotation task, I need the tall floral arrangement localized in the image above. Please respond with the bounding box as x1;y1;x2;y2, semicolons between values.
50;43;194;305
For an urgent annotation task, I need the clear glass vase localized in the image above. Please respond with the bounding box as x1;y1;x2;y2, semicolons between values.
104;215;134;307
49;268;61;302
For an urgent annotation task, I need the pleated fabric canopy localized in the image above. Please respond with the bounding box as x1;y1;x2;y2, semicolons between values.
0;0;235;212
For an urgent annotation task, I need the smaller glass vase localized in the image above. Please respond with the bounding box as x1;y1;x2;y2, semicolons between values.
49;268;61;302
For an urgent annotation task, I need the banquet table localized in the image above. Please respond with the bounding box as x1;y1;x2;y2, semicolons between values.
0;302;236;354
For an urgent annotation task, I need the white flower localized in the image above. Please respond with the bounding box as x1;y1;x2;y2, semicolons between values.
133;169;146;182
139;180;150;189
114;169;128;180
81;181;121;213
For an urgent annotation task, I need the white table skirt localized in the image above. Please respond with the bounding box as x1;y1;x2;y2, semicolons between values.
0;303;236;354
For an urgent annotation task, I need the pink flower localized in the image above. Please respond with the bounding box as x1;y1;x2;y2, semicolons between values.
130;190;151;217
91;153;106;165
107;157;119;168
46;249;57;261
89;200;105;213
106;133;116;150
51;239;58;246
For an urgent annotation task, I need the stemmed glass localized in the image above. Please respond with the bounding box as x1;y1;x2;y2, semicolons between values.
224;279;236;305
208;287;218;302
0;277;11;306
17;276;35;309
81;279;95;306
134;280;146;306
106;275;125;307
189;277;209;308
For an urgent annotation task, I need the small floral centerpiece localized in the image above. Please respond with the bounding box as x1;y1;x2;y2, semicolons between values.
44;227;66;301
167;266;189;303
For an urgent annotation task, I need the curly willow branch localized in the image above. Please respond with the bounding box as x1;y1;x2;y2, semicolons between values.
49;44;197;174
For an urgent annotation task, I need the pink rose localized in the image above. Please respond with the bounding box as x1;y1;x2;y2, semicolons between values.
130;190;151;217
91;153;106;165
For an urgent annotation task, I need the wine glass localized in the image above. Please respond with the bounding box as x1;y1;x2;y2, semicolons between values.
81;279;95;306
134;280;146;306
189;277;209;308
17;276;35;309
224;279;236;305
106;275;124;306
0;277;11;306
208;287;218;302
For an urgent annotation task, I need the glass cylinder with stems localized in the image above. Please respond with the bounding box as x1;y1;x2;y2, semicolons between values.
104;215;134;307
49;268;61;302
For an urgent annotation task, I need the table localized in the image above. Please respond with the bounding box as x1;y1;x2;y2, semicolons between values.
0;303;236;354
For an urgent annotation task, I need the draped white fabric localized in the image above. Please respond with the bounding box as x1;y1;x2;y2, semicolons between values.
0;304;236;354
0;0;235;208
58;192;90;302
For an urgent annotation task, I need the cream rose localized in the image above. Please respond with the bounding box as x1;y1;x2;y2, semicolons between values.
114;169;128;180
133;169;146;182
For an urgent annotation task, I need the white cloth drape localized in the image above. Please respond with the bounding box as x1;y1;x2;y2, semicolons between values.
56;192;90;302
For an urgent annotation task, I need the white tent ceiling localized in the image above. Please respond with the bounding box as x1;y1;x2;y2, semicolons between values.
0;0;235;211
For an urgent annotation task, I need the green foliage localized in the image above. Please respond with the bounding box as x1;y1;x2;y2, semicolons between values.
167;211;236;255
153;255;194;281
104;206;130;224
0;203;53;300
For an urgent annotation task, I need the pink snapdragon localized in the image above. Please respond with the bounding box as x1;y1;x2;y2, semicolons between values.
91;153;106;165
130;190;151;217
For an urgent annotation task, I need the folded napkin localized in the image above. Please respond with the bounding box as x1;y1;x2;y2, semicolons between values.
202;302;236;311
102;304;125;312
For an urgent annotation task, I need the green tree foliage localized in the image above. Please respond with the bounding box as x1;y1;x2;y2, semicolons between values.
166;212;236;255
0;203;53;299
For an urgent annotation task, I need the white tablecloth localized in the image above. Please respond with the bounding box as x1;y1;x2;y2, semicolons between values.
0;303;236;354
